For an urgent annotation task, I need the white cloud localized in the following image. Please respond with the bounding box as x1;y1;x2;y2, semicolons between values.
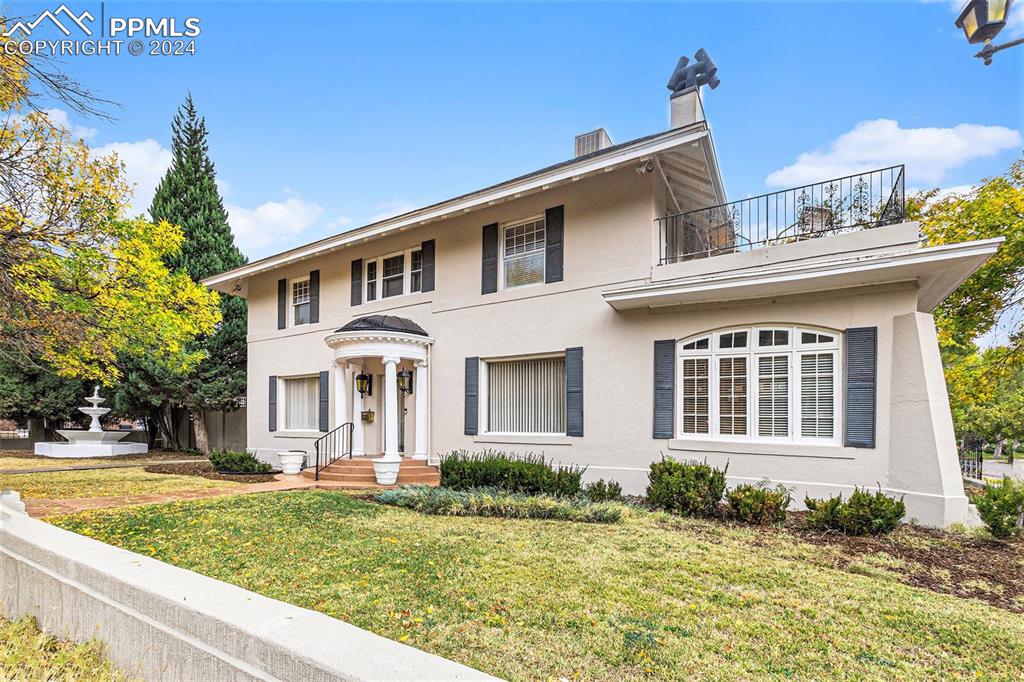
42;108;97;141
91;139;172;217
326;215;352;231
766;119;1021;188
226;197;325;255
369;198;417;223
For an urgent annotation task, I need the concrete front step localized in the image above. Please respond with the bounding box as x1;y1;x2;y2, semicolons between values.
301;457;439;486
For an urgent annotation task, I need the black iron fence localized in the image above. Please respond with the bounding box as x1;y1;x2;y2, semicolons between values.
658;165;906;264
959;448;984;480
313;422;353;480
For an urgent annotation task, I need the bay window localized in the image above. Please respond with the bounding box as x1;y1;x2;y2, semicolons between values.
678;326;840;443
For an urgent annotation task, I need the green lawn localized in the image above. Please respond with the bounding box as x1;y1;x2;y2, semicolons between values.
0;468;239;500
0;615;129;681
53;491;1024;681
0;450;204;471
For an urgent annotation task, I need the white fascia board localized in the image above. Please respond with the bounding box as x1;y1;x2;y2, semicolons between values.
204;126;710;291
602;238;1003;310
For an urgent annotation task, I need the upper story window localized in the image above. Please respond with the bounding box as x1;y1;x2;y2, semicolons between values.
502;216;546;289
291;278;310;326
677;326;840;444
365;247;422;302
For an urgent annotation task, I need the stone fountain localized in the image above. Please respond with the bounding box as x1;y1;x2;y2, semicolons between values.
34;386;148;458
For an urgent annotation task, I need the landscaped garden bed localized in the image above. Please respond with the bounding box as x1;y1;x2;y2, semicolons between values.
144;460;277;484
53;489;1024;681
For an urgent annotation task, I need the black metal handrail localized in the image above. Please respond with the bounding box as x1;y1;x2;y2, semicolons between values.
313;422;354;481
959;447;984;481
658;165;906;264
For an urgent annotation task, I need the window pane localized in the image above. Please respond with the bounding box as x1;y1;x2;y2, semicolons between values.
293;302;310;326
719;331;747;349
504;252;545;288
682;338;709;351
719;357;747;435
382;254;404;298
410;250;423;293
681;358;709;434
759;329;789;347
366;262;377;301
292;280;309;304
801;353;835;438
758;355;789;437
487;357;565;434
284;377;318;430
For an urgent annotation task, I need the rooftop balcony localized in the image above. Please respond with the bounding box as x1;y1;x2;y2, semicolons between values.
658;165;906;265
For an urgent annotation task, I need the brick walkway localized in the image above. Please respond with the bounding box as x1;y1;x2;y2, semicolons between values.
23;475;326;517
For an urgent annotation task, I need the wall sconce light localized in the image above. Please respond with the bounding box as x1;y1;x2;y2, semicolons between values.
356;373;372;396
397;369;414;395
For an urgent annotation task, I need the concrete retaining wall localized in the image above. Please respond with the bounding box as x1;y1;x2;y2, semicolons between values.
0;491;496;681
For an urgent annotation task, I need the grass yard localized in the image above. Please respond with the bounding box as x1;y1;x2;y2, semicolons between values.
0;450;204;472
54;491;1024;681
0;615;128;681
0;467;240;500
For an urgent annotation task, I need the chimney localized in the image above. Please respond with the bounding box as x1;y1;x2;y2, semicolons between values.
666;48;719;129
574;128;613;158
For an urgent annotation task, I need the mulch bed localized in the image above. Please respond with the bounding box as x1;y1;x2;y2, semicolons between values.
780;511;1024;613
143;461;278;484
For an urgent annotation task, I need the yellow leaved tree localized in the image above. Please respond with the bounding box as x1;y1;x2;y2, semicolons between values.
0;36;221;383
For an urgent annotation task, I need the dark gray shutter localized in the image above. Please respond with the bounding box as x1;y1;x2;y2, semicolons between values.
565;346;583;437
350;259;363;307
277;279;287;329
465;357;479;435
309;270;320;324
268;376;278;432
481;223;499;294
844;327;877;448
318;370;329;432
653;340;676;438
545;205;564;284
421;240;436;292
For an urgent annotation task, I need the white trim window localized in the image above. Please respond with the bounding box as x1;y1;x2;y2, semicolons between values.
502;216;546;289
365;247;423;302
483;354;565;435
291;277;311;326
281;375;319;431
678;326;840;444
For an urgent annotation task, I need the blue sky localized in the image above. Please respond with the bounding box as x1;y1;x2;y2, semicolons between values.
10;1;1023;259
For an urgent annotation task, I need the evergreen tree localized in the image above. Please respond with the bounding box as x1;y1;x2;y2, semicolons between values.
148;94;247;453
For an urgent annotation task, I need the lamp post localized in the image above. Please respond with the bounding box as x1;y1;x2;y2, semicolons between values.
956;0;1022;64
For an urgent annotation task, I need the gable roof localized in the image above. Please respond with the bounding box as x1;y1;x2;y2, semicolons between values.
203;121;724;295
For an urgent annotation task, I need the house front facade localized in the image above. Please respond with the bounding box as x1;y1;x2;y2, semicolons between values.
204;73;1000;528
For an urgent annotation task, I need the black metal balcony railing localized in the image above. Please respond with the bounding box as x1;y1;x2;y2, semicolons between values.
658;165;905;264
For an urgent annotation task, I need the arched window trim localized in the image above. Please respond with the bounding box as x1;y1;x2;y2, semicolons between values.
676;325;842;445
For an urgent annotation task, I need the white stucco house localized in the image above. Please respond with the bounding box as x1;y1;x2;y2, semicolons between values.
203;61;1000;527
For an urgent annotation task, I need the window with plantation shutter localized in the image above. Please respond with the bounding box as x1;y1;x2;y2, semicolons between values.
757;355;789;437
486;355;566;434
800;353;835;438
677;326;840;444
680;358;709;435
719;356;747;435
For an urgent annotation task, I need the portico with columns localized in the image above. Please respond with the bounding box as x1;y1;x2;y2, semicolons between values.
324;316;433;462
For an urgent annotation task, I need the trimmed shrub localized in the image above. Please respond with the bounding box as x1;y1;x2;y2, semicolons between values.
726;481;792;525
584;479;624;503
209;450;273;474
804;487;905;535
375;485;622;523
439;450;583;497
646;457;726;517
973;477;1024;540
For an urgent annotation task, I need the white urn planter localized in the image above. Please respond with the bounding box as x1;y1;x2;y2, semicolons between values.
372;456;401;485
277;451;305;476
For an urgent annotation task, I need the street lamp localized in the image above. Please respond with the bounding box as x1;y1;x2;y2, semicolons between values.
956;0;1022;64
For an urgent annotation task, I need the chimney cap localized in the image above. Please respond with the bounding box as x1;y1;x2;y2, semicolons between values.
667;48;720;97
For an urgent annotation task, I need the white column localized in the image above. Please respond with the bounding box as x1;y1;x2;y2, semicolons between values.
350;362;365;457
333;362;349;430
412;360;429;460
382;355;400;460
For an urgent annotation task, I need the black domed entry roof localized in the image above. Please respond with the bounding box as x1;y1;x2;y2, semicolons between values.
336;315;428;337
